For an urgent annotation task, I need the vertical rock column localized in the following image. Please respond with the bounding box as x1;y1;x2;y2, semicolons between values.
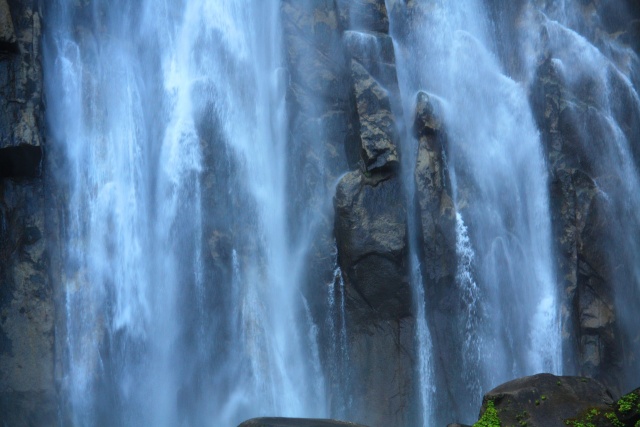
333;1;417;425
0;0;55;425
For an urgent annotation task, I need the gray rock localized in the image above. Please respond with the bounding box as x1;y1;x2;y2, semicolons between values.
479;374;614;427
351;59;399;172
0;0;17;52
0;1;54;425
530;56;626;391
238;418;370;427
336;0;389;34
334;169;409;321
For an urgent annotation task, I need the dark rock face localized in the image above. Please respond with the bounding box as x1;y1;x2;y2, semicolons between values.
331;2;418;425
238;418;370;427
0;144;42;177
0;0;55;425
335;170;409;322
531;54;626;390
412;91;456;302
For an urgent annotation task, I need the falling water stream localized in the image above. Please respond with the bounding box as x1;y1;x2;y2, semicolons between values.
44;1;327;425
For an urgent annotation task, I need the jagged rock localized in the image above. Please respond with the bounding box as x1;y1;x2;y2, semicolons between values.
238;418;370;427
477;374;615;427
351;59;399;172
336;0;389;34
413;91;456;301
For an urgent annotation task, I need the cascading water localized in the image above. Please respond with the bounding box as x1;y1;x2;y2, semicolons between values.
44;1;328;425
389;0;561;423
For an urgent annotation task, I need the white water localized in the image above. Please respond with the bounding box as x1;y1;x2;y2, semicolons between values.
45;1;327;425
389;0;561;423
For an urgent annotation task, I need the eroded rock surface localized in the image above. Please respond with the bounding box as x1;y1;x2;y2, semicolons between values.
0;1;54;426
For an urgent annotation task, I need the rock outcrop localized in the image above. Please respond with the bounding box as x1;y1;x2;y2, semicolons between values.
238;418;370;427
0;0;55;426
461;374;640;427
332;1;418;425
530;22;640;389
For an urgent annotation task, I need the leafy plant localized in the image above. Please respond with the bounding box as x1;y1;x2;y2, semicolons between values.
474;400;501;427
605;411;623;427
617;392;639;413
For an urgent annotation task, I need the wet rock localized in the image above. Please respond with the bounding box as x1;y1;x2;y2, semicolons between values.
0;1;54;425
333;168;416;427
334;169;409;321
336;0;389;34
531;56;625;390
350;59;399;172
413;91;456;301
478;374;615;427
238;418;370;427
343;30;397;90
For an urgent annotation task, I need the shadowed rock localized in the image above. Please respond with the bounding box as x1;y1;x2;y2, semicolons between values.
238;418;370;427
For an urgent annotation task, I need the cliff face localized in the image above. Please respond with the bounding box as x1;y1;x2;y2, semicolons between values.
0;0;56;425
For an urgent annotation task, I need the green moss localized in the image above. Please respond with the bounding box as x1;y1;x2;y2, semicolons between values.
474;400;501;427
617;392;639;413
564;408;600;427
541;395;547;401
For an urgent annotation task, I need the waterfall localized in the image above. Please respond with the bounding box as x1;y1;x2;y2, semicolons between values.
39;0;640;426
389;0;561;424
44;0;327;425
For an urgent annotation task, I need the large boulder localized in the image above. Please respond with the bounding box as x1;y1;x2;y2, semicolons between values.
238;418;370;427
478;374;614;427
466;374;640;427
334;169;409;322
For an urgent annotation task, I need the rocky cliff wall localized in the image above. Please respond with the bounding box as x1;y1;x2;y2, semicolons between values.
0;0;56;425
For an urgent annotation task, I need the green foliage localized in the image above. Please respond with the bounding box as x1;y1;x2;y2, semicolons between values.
541;395;548;401
617;392;639;413
474;400;501;427
635;420;640;427
605;412;623;427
